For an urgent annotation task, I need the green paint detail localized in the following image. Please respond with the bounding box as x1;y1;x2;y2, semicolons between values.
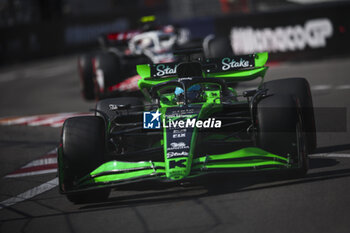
204;90;221;104
192;161;286;170
138;76;178;91
255;52;268;67
159;107;170;177
194;147;287;163
136;64;151;79
204;67;268;81
192;147;289;170
93;169;165;183
90;160;165;176
183;103;222;178
167;158;188;180
78;160;166;185
227;87;237;96
106;121;112;134
140;15;156;23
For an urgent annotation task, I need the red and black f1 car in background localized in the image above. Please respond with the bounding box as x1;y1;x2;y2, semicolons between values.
77;22;189;100
77;18;233;100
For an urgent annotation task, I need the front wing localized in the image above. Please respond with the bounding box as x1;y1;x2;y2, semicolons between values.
59;147;292;194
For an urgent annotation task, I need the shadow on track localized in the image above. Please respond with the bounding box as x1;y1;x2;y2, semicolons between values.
309;158;339;169
314;143;350;153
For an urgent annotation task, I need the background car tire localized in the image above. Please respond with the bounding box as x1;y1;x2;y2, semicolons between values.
93;53;122;100
262;78;316;153
77;54;95;100
257;94;308;177
61;116;110;203
203;35;234;58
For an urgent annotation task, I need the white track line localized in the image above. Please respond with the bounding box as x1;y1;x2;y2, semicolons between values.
2;116;39;125
0;74;17;83
335;84;350;90
311;84;350;91
27;114;73;127
21;157;57;168
0;178;58;210
5;148;57;178
5;169;58;178
309;153;350;158
0;112;92;128
50;121;66;128
311;85;332;91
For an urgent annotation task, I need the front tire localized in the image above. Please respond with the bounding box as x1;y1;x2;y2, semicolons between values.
262;78;316;153
257;94;308;178
60;116;110;203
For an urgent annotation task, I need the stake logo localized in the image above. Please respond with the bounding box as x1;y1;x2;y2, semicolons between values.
167;151;189;158
155;64;177;76
143;110;161;129
221;57;251;70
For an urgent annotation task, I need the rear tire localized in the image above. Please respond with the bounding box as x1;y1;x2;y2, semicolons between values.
60;116;110;203
262;78;316;153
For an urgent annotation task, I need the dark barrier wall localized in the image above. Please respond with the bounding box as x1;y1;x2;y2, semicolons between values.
214;2;350;61
0;18;129;65
0;22;65;63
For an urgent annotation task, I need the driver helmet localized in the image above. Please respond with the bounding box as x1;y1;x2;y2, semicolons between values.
174;84;202;104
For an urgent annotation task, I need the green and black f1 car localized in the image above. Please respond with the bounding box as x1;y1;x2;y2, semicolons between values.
58;49;316;203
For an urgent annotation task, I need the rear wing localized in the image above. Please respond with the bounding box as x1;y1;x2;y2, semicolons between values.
104;30;141;44
137;52;269;90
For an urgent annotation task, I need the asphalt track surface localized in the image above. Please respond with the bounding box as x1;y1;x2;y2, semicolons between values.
1;55;350;233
